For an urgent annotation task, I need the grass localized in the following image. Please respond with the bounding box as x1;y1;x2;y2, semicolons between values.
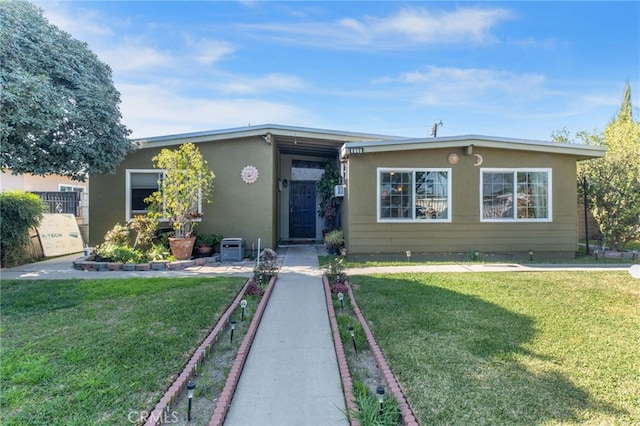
0;277;245;426
349;271;640;425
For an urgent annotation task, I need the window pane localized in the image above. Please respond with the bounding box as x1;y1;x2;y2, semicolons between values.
517;172;548;219
483;172;514;219
130;172;161;213
380;171;412;219
416;171;449;219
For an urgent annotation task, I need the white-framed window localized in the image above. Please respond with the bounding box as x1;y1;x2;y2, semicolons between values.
377;168;451;222
59;184;85;193
481;168;552;222
125;169;164;220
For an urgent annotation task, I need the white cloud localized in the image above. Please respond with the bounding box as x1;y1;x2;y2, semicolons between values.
99;42;175;72
379;66;547;109
117;83;312;138
242;6;513;49
368;7;512;44
37;1;114;38
184;37;236;65
221;73;307;94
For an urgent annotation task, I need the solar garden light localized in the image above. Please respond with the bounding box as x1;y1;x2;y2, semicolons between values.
376;385;385;416
240;299;247;321
187;379;196;421
406;250;411;262
230;319;236;343
349;325;356;352
337;292;344;311
528;250;534;262
474;250;480;260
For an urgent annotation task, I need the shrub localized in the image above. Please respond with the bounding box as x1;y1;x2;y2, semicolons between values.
323;256;346;284
103;223;130;246
260;248;278;261
128;214;159;251
0;190;46;267
244;279;264;297
330;283;349;295
95;243;146;263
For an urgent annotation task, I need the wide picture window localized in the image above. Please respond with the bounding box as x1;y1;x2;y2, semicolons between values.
481;169;551;221
378;168;451;222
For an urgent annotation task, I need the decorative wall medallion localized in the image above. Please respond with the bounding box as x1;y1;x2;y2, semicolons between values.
448;153;460;165
241;165;259;184
473;154;484;166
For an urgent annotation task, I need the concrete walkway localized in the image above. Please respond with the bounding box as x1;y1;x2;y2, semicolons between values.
224;245;346;426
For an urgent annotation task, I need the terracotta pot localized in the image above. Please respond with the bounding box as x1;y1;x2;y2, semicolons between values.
197;246;214;256
169;237;196;260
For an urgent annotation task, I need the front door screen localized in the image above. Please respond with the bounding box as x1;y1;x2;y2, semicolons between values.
289;181;316;238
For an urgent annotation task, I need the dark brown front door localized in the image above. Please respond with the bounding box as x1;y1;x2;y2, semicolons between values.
289;181;316;238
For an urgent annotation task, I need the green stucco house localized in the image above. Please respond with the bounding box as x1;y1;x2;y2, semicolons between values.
89;124;605;259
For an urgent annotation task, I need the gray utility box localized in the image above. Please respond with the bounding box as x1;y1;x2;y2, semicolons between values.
221;238;245;262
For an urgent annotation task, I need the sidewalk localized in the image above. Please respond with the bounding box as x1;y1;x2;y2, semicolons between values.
224;245;347;425
0;253;255;280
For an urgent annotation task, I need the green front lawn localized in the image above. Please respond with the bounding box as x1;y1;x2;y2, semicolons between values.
0;277;245;425
350;271;639;425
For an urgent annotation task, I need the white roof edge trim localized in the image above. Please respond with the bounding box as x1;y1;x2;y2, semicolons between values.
344;135;607;159
133;124;401;149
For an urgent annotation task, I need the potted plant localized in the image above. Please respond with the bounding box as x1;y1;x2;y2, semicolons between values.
146;143;215;260
195;233;223;256
324;229;344;255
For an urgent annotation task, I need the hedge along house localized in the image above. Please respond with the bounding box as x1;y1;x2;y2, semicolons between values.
89;125;606;259
88;124;394;250
339;135;605;260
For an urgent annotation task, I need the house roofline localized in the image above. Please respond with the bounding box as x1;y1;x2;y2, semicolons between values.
342;134;607;160
133;124;400;149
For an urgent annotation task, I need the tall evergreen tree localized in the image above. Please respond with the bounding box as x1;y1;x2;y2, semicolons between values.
0;1;131;181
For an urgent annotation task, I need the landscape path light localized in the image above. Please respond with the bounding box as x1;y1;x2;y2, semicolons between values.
187;379;196;421
349;325;356;352
406;250;411;262
337;292;344;311
230;319;236;343
240;299;247;321
528;250;534;262
376;385;385;416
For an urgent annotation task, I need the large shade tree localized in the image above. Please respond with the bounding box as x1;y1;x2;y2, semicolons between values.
0;1;131;181
554;83;640;250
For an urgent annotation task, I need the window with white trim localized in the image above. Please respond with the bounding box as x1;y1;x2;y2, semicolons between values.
59;184;85;193
126;170;164;220
481;169;551;221
378;168;451;222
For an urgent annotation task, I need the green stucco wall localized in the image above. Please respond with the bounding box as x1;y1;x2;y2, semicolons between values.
89;136;277;251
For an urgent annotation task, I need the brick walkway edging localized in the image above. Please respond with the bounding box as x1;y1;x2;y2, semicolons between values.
323;275;361;426
325;276;419;426
143;275;277;426
208;275;276;426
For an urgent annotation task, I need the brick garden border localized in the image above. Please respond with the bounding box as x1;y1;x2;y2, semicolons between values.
208;274;276;426
323;274;418;426
143;274;276;426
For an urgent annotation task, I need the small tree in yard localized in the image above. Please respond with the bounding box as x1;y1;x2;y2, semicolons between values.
146;143;215;239
555;83;640;250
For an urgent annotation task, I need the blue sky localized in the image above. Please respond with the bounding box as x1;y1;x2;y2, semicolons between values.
36;1;639;140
